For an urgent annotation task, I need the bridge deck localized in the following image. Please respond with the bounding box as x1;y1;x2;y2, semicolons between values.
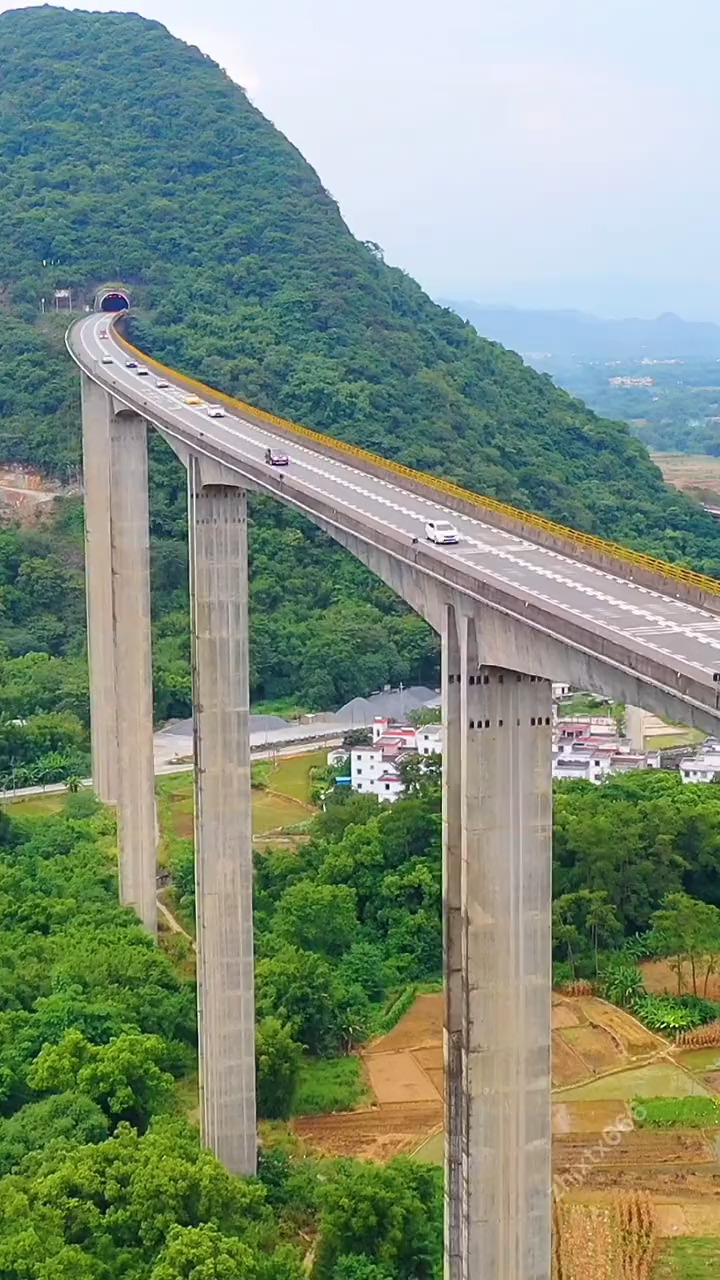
71;315;720;700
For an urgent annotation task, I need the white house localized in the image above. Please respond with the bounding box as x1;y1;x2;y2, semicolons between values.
679;741;720;784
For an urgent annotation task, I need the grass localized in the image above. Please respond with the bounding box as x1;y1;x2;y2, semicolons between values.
294;1055;371;1115
634;1096;720;1129
154;749;325;850
252;790;312;834
2;791;68;816
266;749;328;804
676;1048;720;1072
554;1062;712;1102
251;697;311;720
175;1073;199;1124
650;728;706;750
412;1129;444;1165
653;1239;720;1277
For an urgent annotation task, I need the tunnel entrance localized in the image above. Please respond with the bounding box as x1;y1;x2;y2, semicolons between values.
98;290;130;313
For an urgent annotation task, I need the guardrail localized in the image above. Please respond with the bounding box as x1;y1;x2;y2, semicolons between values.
106;316;720;608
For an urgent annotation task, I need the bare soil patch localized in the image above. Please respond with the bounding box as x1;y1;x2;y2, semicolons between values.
364;1052;439;1105
642;959;720;1002
365;993;443;1054
564;1025;625;1074
553;997;585;1030
577;997;664;1056
553;1131;713;1172
292;1102;442;1162
553;1030;596;1087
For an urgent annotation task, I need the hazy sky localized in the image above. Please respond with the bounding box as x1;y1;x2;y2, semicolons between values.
5;1;720;317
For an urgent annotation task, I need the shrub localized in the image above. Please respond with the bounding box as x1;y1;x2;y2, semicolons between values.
293;1056;369;1115
633;994;705;1034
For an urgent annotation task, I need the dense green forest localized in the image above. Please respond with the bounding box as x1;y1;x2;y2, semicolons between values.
0;797;443;1278
0;6;719;780
1;768;719;1274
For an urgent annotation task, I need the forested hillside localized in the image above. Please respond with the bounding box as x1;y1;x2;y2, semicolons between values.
0;3;718;757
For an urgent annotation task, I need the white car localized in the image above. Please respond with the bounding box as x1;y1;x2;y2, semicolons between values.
101;355;113;365
207;406;225;419
425;519;459;545
136;366;150;377
156;379;170;389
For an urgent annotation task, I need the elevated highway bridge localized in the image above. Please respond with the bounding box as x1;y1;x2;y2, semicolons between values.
68;312;720;1280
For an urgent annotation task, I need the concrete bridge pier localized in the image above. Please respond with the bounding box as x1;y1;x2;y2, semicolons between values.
81;375;118;804
188;461;257;1175
82;375;157;932
443;607;552;1280
108;405;157;934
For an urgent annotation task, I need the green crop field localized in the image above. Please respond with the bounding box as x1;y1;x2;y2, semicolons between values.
654;1238;720;1277
412;1130;444;1165
554;1062;711;1103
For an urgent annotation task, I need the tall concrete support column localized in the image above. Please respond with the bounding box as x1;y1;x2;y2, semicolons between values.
108;408;157;934
81;375;118;804
189;462;257;1176
443;609;553;1280
443;606;467;1276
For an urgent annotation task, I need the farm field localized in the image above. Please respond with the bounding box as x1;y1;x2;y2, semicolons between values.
651;452;720;501
653;1236;720;1276
4;748;326;835
553;1193;657;1280
554;1063;712;1103
155;747;323;848
294;985;720;1268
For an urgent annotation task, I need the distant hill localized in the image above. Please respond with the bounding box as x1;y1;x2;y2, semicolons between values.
443;302;720;362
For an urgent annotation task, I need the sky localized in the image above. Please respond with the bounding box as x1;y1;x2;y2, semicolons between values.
4;0;720;318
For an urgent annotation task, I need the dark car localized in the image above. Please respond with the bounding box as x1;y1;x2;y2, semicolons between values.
125;359;138;369
265;448;289;466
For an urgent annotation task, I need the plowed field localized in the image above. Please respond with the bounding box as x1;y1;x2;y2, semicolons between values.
553;1132;714;1172
293;1102;442;1161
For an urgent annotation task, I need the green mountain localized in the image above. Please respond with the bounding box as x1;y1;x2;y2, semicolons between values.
0;4;718;743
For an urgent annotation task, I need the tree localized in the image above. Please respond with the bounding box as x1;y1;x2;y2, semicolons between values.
150;1224;304;1280
28;1031;175;1129
273;882;359;958
256;1018;302;1120
313;1159;442;1280
397;752;442;799
76;1033;176;1128
255;948;347;1056
649;893;720;996
0;1090;108;1176
552;890;622;977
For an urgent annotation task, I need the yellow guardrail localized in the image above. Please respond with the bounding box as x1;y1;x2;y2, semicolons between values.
112;320;720;601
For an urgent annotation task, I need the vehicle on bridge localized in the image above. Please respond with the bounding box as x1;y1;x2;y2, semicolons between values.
265;448;289;466
426;518;459;545
207;406;226;419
